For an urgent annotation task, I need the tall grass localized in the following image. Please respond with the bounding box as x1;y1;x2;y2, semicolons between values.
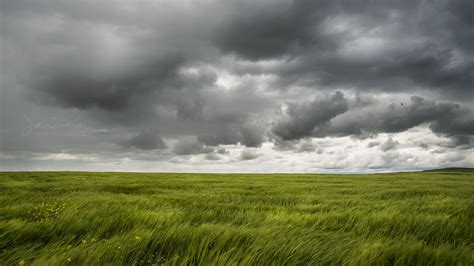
0;171;473;265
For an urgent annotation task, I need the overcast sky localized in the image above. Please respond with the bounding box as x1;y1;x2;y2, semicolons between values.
1;0;473;173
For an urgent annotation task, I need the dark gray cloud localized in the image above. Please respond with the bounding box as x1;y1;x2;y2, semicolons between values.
197;126;241;147
239;148;261;161
297;139;322;153
272;93;474;146
328;96;474;146
177;99;204;121
271;137;322;153
173;140;214;155
272;91;348;140
1;0;473;171
447;1;474;52
367;141;380;148
204;153;222;161
216;147;229;155
380;138;400;152
272;93;473;148
198;122;267;148
215;0;474;99
418;142;429;150
214;0;327;60
121;129;167;150
441;135;474;150
29;55;184;112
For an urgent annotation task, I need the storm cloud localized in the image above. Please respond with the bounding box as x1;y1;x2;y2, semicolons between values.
173;140;214;156
121;129;167;150
272;91;348;140
1;0;473;172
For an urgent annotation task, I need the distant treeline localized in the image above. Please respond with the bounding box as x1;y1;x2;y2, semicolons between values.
423;167;474;172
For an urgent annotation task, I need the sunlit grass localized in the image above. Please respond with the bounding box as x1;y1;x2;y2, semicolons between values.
0;170;473;265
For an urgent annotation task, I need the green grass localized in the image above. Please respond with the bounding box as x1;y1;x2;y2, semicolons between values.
0;171;473;265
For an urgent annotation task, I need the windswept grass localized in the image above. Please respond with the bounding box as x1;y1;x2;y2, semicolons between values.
0;171;473;265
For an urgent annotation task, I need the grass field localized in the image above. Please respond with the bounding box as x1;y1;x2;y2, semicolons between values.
0;170;473;265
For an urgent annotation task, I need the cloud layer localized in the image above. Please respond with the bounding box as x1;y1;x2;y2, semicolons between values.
1;0;473;172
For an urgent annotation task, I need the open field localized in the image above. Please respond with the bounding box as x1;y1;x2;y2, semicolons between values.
0;170;473;265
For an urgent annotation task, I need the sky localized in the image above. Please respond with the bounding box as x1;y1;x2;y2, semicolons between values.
0;0;473;173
